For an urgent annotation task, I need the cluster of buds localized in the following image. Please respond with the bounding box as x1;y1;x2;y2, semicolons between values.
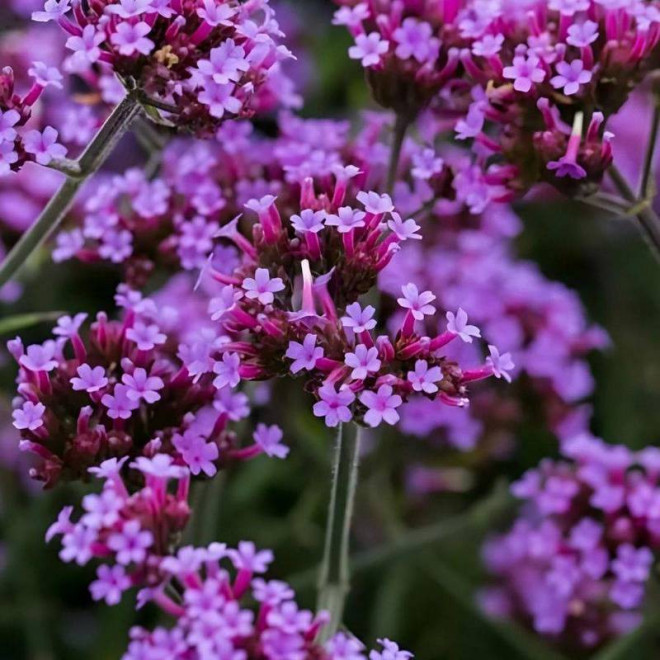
34;0;294;136
9;286;288;487
46;454;192;605
334;0;469;120
482;435;660;650
196;167;514;429
0;61;67;175
124;539;413;660
444;0;660;195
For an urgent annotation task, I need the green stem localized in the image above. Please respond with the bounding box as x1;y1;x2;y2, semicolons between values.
639;99;660;200
291;483;513;591
317;422;362;640
0;94;142;288
608;164;660;261
386;113;410;195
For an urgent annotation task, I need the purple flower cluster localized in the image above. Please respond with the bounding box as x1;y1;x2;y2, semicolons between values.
0;60;67;176
9;286;287;487
444;0;660;195
335;0;468;119
47;453;191;604
379;202;607;453
193;158;513;428
482;435;660;649
124;539;412;660
36;0;294;136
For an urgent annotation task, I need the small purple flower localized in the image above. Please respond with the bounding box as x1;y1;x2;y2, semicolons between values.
326;633;366;659
122;367;164;403
286;334;324;374
0;142;18;176
325;207;366;233
13;401;46;431
195;40;249;85
90;565;131;605
348;33;389;68
99;229;133;263
106;0;156;19
252;578;295;605
397;283;436;320
28;62;63;89
611;545;654;583
131;454;188;479
486;345;515;383
53;229;85;262
108;519;154;565
411;148;444;180
213;352;241;389
407;360;443;394
566;20;599;48
503;54;546;93
71;364;109;393
392;18;438;64
446;308;481;343
66;25;105;69
198;81;242;118
341;303;377;334
126;321;166;351
345;344;381;380
253;424;289;459
173;432;219;477
242;268;285;305
357;191;394;215
23;127;67;166
110;21;155;57
209;285;242;321
32;0;72;23
20;342;59;372
313;384;356;427
102;384;140;420
550;59;592;96
388;213;422;241
0;109;21;142
291;209;326;233
228;541;274;573
369;638;413;660
359;385;402;428
472;33;504;57
53;313;87;338
60;524;96;565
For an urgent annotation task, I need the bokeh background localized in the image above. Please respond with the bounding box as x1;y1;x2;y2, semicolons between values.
2;1;660;658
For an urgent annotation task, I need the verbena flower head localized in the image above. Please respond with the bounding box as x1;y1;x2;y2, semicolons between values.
9;286;287;486
119;539;413;659
36;0;294;136
192;154;512;428
0;62;67;176
442;0;660;195
481;435;660;650
334;0;467;119
47;454;191;602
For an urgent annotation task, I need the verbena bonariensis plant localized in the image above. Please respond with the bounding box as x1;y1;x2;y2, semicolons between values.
9;286;288;487
481;435;660;651
4;0;660;657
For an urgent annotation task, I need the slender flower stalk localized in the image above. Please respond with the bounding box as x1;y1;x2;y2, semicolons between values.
608;164;660;261
639;93;660;200
317;422;362;641
386;113;411;194
0;93;142;287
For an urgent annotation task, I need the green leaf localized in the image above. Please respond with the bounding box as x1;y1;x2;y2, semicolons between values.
0;311;64;335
